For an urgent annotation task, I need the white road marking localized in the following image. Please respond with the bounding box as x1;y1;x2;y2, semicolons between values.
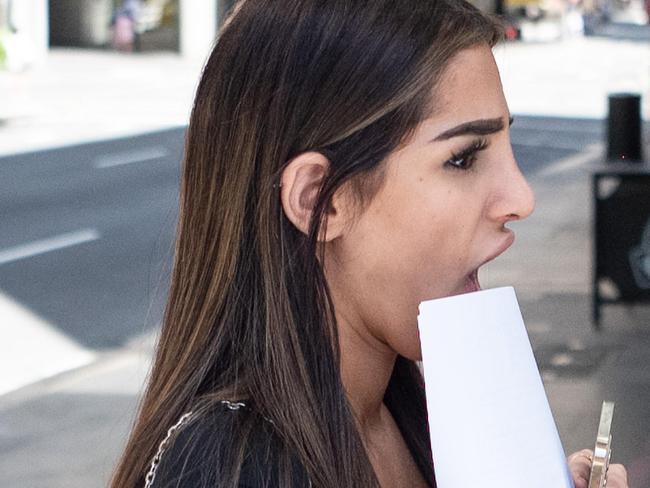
512;140;595;151
94;146;169;168
0;292;95;396
537;143;603;177
510;120;603;134
54;348;153;396
0;229;100;266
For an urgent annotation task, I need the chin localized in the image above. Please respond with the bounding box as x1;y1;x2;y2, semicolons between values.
387;327;423;362
396;338;423;363
411;349;423;362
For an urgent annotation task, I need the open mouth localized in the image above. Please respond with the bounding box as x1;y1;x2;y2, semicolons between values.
460;232;515;294
463;268;481;293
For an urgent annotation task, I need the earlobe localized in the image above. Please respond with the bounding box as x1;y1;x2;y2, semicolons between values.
280;151;347;241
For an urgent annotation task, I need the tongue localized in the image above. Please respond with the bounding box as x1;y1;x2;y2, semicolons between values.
463;270;481;293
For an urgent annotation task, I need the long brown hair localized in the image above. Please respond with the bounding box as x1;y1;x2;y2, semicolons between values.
111;1;503;486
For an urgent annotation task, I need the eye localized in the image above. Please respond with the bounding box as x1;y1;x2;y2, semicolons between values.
444;138;489;171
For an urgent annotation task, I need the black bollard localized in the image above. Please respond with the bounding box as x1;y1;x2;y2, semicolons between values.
607;93;643;162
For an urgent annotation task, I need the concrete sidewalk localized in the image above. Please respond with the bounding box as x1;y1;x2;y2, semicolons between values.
1;35;649;487
0;48;203;157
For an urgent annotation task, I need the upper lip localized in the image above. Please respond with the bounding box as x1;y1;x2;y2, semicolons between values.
476;230;516;270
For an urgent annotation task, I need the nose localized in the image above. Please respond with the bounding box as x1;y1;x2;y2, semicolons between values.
490;153;535;224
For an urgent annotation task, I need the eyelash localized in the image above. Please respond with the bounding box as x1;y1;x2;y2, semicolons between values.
444;138;489;171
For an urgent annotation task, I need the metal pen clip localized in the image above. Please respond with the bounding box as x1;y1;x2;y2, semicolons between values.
588;401;615;488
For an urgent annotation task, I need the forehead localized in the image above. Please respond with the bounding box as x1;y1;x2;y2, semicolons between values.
428;44;509;124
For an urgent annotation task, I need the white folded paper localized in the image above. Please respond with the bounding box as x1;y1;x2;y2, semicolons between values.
417;286;574;488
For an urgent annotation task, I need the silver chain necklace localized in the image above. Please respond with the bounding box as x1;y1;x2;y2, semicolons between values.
142;400;311;488
143;400;246;488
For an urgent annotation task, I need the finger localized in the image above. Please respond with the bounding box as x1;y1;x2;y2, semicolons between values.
605;464;629;488
572;475;589;488
568;461;591;488
567;449;593;488
571;469;588;488
568;449;594;464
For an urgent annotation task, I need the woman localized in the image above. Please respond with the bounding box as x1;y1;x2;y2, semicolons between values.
111;0;629;487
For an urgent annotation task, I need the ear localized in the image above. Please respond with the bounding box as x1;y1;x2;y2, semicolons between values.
280;151;348;241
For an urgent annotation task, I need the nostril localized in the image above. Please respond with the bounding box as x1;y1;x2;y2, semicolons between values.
503;213;520;223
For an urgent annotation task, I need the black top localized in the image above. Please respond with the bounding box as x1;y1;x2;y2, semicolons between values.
150;401;312;487
151;397;434;487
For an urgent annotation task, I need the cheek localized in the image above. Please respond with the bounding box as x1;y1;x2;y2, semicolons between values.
359;178;482;290
346;203;478;351
374;203;477;297
374;222;479;361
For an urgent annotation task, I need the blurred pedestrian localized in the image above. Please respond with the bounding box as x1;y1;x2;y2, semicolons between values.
110;0;142;52
109;1;630;487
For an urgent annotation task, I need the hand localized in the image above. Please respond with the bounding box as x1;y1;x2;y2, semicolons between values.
567;449;629;488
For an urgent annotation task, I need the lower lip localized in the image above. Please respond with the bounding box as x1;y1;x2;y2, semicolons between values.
463;269;481;293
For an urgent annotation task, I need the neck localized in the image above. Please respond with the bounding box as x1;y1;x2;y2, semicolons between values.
322;243;398;439
336;305;398;438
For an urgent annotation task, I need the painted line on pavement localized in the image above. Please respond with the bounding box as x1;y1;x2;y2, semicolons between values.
510;121;603;135
512;140;597;151
0;229;100;266
0;292;96;397
94;146;169;168
537;143;603;177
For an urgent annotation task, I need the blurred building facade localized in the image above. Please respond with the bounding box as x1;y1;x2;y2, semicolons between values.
0;0;646;71
1;0;237;68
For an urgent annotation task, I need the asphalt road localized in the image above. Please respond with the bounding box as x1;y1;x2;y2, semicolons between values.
0;127;184;349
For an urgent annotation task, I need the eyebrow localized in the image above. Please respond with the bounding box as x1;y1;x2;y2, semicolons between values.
431;115;514;141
